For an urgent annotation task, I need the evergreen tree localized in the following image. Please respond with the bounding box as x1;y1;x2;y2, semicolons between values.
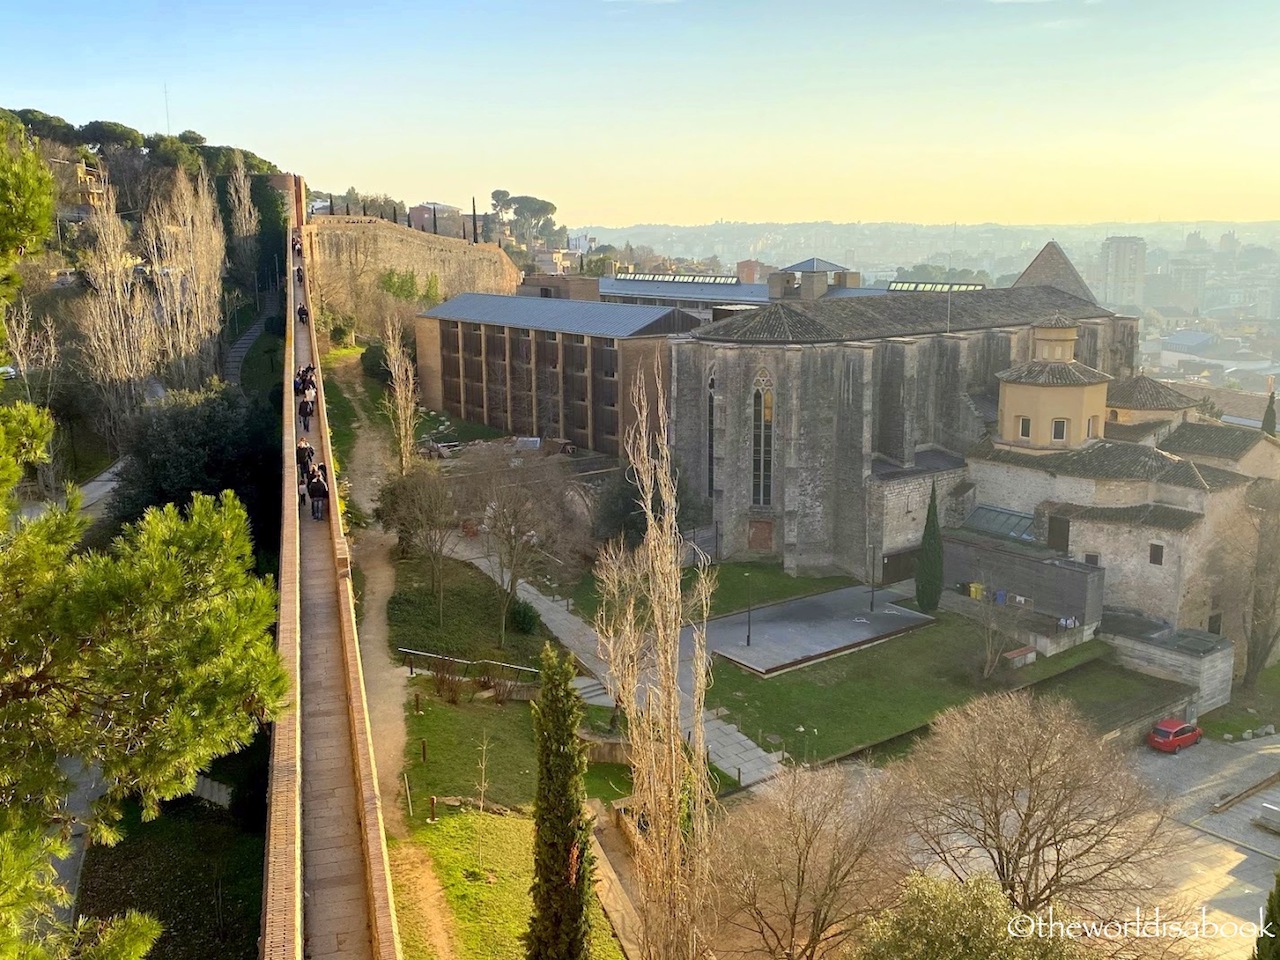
525;644;593;960
0;402;286;959
0;118;56;308
1256;869;1279;960
916;481;943;612
1264;392;1276;437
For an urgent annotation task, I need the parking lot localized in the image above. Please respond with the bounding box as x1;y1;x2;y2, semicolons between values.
1132;735;1280;958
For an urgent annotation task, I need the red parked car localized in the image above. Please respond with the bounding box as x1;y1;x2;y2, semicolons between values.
1147;718;1203;754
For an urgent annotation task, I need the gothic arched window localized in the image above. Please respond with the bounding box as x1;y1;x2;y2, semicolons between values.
706;373;716;498
752;370;774;506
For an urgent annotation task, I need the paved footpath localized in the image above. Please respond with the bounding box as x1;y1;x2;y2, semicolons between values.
445;539;784;786
294;280;375;959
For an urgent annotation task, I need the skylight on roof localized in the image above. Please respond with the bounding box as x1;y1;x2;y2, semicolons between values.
616;274;740;284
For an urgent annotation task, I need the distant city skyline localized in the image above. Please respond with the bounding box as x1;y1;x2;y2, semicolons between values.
7;0;1279;226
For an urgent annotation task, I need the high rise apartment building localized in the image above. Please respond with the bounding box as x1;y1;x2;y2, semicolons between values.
1099;236;1146;307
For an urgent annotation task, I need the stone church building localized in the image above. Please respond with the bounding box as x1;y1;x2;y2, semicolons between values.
670;243;1280;668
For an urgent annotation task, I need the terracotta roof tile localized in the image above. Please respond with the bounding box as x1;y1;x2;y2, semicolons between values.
1158;421;1264;461
997;360;1111;386
693;287;1111;345
1043;500;1204;532
1011;241;1098;304
971;437;1249;490
1107;375;1197;411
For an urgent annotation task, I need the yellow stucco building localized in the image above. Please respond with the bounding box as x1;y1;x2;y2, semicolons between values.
995;315;1110;452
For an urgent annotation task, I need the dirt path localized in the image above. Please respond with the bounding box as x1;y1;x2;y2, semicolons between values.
329;352;458;960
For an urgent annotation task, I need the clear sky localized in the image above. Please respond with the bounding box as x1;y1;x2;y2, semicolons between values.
6;0;1279;226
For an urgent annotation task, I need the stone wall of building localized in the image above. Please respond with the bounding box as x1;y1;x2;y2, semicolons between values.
967;459;1098;514
1101;633;1233;716
304;217;521;320
875;467;971;557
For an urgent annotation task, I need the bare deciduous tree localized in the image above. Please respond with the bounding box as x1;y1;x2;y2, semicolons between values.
968;571;1026;680
226;150;259;293
594;369;716;960
375;462;459;626
897;693;1170;921
711;765;904;960
142;164;226;389
467;445;586;646
2;295;64;495
378;299;422;475
75;188;161;450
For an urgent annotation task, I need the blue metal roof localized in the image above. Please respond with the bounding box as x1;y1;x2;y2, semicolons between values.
424;293;681;337
1164;330;1214;350
782;257;848;273
598;276;770;304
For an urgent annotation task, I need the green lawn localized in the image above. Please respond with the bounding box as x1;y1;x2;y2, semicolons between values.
408;811;623;960
77;800;264;960
1032;659;1191;733
404;679;636;812
238;330;283;398
572;561;858;623
388;555;555;668
1189;660;1280;740
223;299;258;343
322;376;358;471
706;614;1108;762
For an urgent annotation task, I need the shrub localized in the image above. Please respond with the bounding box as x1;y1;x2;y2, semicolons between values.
510;599;540;635
360;342;389;383
433;659;464;704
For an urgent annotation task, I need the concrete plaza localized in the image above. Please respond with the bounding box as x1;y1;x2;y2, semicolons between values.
694;584;933;676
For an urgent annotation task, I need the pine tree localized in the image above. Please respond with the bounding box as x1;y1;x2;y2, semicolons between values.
1256;869;1279;960
525;644;593;960
916;481;943;612
1264;392;1276;437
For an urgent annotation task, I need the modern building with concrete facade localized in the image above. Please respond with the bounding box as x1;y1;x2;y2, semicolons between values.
417;294;698;456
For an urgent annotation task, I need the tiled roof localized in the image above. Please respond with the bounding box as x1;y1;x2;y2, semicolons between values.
424;293;693;337
1033;313;1080;329
1043;501;1203;532
971;437;1249;490
997;360;1111;386
1160;382;1268;425
782;257;847;273
693;287;1112;345
1107;376;1196;411
1158;421;1264;461
1103;420;1163;442
1011;241;1097;304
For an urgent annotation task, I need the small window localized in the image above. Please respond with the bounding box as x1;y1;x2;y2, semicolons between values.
1018;416;1031;439
1084;552;1100;566
1109;409;1119;421
1207;613;1222;635
1086;417;1094;439
1052;419;1067;441
1149;543;1164;566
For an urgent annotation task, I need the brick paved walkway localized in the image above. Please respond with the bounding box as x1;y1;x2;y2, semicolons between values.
296;285;375;960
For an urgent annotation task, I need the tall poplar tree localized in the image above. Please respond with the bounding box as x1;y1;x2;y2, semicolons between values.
1264;392;1276;438
916;481;943;612
525;644;592;960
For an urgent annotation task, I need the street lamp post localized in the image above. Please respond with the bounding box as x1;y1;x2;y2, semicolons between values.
745;572;752;647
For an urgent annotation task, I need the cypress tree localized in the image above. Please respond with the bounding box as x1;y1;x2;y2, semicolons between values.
916;481;943;612
1264;392;1276;437
1257;869;1279;960
525;643;592;960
